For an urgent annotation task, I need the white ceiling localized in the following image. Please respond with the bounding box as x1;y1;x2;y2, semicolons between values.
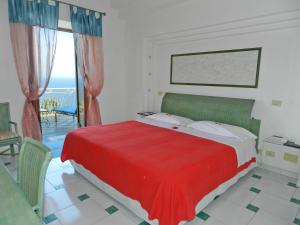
110;0;187;13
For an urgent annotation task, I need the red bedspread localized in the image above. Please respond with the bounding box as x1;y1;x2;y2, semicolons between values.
61;121;255;225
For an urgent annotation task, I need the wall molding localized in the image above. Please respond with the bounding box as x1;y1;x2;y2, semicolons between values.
145;9;300;44
142;9;300;111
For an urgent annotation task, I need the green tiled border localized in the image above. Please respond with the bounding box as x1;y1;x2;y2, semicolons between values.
105;205;119;215
246;204;259;213
196;211;210;221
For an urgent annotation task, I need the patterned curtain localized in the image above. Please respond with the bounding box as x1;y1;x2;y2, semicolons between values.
8;0;59;141
70;6;104;126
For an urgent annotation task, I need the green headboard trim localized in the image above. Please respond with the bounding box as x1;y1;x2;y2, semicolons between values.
161;93;261;145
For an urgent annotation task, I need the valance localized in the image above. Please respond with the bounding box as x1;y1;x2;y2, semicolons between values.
70;6;102;37
8;0;59;29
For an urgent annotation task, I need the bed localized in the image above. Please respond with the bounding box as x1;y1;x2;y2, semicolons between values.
61;93;261;225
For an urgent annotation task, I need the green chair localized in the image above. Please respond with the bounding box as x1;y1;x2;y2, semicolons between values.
0;102;22;156
17;138;52;219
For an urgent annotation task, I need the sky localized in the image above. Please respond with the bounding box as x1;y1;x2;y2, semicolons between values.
51;31;76;79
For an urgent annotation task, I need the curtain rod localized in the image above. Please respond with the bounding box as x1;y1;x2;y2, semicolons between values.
58;0;106;16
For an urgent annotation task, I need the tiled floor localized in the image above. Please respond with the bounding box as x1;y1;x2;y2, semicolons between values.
1;154;300;225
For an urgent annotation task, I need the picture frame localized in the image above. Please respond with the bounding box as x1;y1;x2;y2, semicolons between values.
170;47;262;88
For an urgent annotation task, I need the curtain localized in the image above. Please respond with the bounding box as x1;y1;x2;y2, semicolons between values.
70;6;104;126
8;0;59;141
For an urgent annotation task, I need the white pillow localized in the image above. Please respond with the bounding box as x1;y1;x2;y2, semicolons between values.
187;121;234;138
147;113;193;126
187;121;257;140
220;123;257;140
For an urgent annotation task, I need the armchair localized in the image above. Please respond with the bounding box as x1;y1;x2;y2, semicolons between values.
0;102;22;156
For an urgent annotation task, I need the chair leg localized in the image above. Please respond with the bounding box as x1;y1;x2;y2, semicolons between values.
10;144;15;156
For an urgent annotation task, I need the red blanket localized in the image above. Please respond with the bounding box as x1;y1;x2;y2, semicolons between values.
61;121;255;225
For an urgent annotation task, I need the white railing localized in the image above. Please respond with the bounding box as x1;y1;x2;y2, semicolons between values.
40;88;77;108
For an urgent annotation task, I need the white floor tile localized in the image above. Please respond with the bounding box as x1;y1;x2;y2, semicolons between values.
248;209;294;225
63;177;96;197
53;158;72;169
45;180;56;194
253;167;297;185
203;217;226;225
217;184;257;207
47;160;63;174
46;167;80;187
293;188;300;200
93;211;139;225
255;178;296;200
45;220;62;225
56;199;108;225
204;199;255;225
236;176;260;190
87;189;117;209
44;188;79;216
252;192;298;222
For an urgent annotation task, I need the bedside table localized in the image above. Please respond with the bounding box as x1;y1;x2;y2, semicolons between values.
261;136;300;185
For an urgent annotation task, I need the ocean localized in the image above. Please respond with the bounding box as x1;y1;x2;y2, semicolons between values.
40;77;77;108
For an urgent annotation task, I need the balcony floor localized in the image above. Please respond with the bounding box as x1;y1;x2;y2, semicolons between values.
41;114;78;158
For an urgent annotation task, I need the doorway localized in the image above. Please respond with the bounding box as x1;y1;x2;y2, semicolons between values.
39;30;85;158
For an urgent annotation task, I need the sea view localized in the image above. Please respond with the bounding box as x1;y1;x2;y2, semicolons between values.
40;77;77;109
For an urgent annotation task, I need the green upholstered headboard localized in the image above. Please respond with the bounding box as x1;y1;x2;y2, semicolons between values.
161;93;261;142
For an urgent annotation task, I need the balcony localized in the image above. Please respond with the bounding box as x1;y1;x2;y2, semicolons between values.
40;88;78;158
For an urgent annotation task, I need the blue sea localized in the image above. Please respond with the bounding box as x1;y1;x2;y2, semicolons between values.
40;77;77;107
47;77;76;88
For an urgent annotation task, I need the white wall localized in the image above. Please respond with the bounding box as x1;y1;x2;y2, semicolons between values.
121;0;300;145
0;0;127;136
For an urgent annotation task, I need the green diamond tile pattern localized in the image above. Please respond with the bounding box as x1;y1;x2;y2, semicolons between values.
139;221;151;225
252;174;262;179
249;187;261;194
105;205;119;215
78;194;90;202
291;198;300;205
246;204;260;213
288;182;297;188
43;214;57;224
294;218;300;225
196;211;210;221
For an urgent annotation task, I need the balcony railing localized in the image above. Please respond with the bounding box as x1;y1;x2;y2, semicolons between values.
40;88;77;112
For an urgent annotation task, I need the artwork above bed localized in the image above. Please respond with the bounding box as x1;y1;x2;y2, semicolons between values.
170;47;262;88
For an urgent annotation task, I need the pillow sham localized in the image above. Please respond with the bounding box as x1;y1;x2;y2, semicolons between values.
147;113;193;126
187;121;234;138
187;121;257;140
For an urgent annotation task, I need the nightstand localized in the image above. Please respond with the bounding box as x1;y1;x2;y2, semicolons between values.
261;136;300;185
137;112;156;118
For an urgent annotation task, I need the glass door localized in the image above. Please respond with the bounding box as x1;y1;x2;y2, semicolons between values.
75;58;86;127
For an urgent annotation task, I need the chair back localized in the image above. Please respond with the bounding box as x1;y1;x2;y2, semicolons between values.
17;138;52;218
0;102;11;132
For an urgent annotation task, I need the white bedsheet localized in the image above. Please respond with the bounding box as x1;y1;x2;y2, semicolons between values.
137;117;257;167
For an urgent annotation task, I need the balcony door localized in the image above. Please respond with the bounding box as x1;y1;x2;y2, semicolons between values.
38;29;85;157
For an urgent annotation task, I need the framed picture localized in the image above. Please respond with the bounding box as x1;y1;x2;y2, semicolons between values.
170;47;262;88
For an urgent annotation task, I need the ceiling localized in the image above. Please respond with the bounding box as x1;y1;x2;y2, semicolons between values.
110;0;187;13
